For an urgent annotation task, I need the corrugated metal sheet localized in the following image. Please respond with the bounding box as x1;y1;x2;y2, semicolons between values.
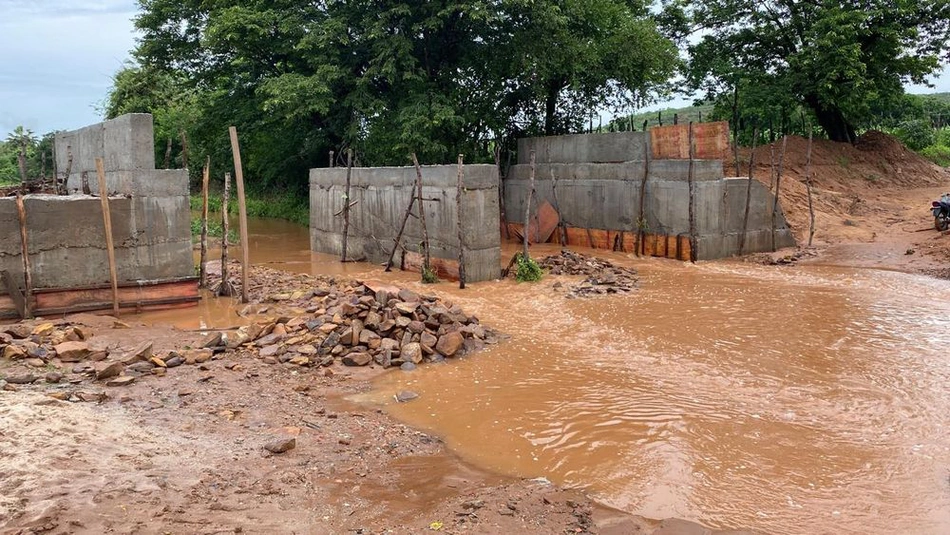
650;121;730;160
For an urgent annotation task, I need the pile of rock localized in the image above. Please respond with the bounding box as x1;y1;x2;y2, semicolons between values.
538;250;638;298
208;281;497;369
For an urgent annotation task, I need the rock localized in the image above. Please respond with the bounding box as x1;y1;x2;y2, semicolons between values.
401;343;423;364
400;362;417;371
2;345;26;360
398;289;420;302
420;332;437;350
5;373;37;384
374;350;392;368
342;352;371;366
201;332;223;348
72;363;96;375
152;367;167;377
359;329;380;345
106;376;135;387
25;358;46;368
296;344;318;356
225;331;249;349
394;390;419;403
27;344;49;360
121;341;153;365
32;322;55;337
127;361;155;374
289;356;311;366
436;332;464;357
407;321;426;334
165;355;184;368
45;372;64;383
263;356;278;365
395;302;418;314
89;351;108;362
96;362;124;380
245;323;264;341
351;319;363;346
260;344;282;358
395;316;412;328
3;324;32;339
112;320;131;329
54;341;91;362
150;356;167;368
184;349;213;364
263;437;296;454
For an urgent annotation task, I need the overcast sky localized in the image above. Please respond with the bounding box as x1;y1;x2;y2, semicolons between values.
0;1;948;136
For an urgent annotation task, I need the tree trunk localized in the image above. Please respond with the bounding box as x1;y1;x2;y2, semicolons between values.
543;80;562;136
805;95;856;143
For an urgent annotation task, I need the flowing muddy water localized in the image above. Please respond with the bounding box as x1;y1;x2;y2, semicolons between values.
147;218;950;533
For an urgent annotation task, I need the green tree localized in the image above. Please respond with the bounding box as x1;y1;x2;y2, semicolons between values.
677;0;950;142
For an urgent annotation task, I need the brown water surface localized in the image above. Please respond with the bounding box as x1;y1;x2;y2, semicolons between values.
146;217;950;533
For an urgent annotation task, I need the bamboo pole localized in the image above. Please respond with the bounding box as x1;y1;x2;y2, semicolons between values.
384;187;417;272
771;135;788;251
687;122;697;263
806;131;816;246
228;126;250;304
410;153;431;275
95;158;119;316
341;149;353;262
14;194;32;318
636;135;651;256
738;127;760;256
199;156;210;288
523;151;536;259
456;154;466;289
220;172;231;296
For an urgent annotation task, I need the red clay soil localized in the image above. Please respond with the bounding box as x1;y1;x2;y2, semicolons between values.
728;131;950;276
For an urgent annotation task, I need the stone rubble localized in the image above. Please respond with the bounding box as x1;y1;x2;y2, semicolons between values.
537;250;638;297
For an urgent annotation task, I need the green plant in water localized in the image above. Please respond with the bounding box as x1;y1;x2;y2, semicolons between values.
515;253;543;282
190;217;237;243
421;265;439;284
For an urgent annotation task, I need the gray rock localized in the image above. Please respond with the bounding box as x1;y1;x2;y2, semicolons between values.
394;390;419;403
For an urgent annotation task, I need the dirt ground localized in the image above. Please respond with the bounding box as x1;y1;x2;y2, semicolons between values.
2;131;948;535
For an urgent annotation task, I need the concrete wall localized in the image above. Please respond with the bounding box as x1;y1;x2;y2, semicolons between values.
506;132;796;259
310;165;500;282
0;114;192;298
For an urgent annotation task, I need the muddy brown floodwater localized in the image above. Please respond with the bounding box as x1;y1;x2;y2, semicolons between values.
150;217;950;534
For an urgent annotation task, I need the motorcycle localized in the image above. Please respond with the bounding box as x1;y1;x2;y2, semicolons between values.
933;193;950;232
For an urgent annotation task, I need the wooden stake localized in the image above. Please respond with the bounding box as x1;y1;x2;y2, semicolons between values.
228;126;250;304
738;127;759;256
219;172;231;296
341;149;353;262
163;137;172;169
63;145;73;194
384;188;417;272
687;122;697;263
14;194;32;318
410;153;431;275
180;130;189;169
523;151;536;259
495;144;510;240
95;158;119;316
329;150;335;168
199;156;210;288
636;135;651;256
551;169;568;246
805;130;816;247
456;154;466;289
771;135;788;251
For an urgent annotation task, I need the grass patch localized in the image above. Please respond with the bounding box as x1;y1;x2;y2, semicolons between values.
190;217;237;243
421;265;439;284
189;191;309;226
515;253;543;282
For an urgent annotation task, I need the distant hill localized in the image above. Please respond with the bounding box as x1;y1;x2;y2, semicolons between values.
615;103;716;130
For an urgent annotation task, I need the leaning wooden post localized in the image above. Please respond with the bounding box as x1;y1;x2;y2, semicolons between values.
14;194;33;318
636;133;651;256
687;121;697;263
805;131;816;246
95;158;120;316
770;135;788;251
341;149;353;262
456;154;466;289
228;126;250;304
384;190;417;272
199;156;210;288
220;173;231;296
738;127;759;255
495;144;510;240
523;151;536;260
410;153;432;275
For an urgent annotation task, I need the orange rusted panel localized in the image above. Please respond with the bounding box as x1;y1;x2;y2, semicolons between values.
24;279;199;317
527;202;560;244
651;121;730;160
402;251;461;281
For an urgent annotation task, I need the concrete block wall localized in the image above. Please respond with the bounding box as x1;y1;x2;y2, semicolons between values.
0;114;193;297
310;165;501;282
506;132;796;259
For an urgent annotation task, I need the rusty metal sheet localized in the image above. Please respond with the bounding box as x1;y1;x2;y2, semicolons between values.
650;121;730;160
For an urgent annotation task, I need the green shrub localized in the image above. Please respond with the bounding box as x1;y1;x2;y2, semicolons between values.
515;253;543;282
190;217;237;243
894;119;936;151
189;191;309;226
421;265;439;284
921;144;950;167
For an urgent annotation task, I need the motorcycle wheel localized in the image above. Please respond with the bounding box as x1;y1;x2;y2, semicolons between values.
936;216;950;232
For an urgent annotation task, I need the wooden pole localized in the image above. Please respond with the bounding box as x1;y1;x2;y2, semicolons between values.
384;188;417;272
636;136;651;256
496;144;510;239
523;151;536;259
687;122;697;263
771;135;788;251
341;149;353;262
63;145;73;194
220;172;231;296
329;150;335;168
805;131;816;247
738;127;759;255
228;126;250;304
199;156;210;288
180;130;189;170
456;154;466;289
95;158;120;316
14;194;32;318
551;169;568;246
410;153;432;275
163;137;172;169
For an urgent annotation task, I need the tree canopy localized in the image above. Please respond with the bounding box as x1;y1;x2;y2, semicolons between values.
108;0;678;190
674;0;950;142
